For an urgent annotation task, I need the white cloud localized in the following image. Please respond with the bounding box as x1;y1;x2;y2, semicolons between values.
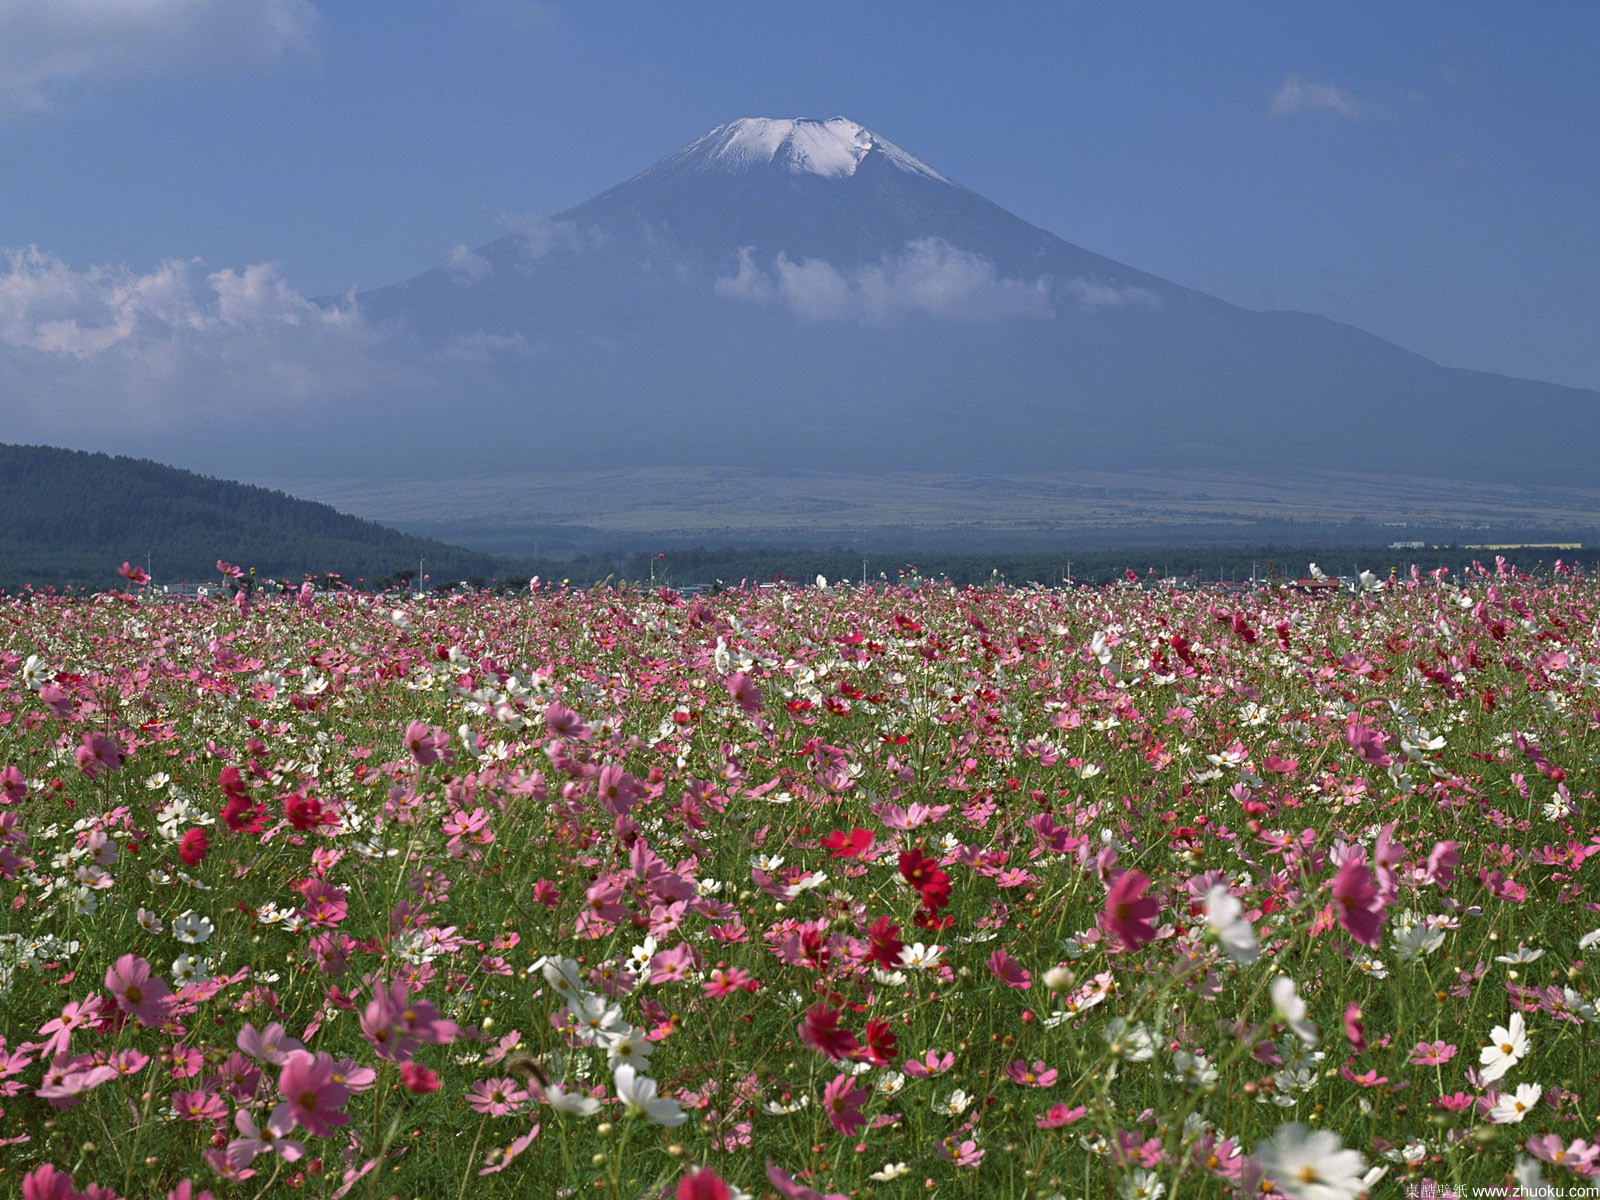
1268;74;1370;120
445;243;493;285
712;247;774;303
496;212;589;263
440;330;531;362
0;0;319;119
717;239;1053;323
1063;278;1159;309
0;246;402;438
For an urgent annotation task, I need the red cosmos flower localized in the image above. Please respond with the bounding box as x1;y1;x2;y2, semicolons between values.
400;1061;440;1093
899;846;951;911
797;1003;859;1062
865;916;904;970
284;794;332;832
1101;870;1159;950
859;1018;898;1067
179;828;210;867
821;827;874;859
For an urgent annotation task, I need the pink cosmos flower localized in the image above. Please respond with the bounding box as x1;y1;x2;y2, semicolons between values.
172;1089;227;1123
1344;719;1393;767
37;996;103;1060
104;955;173;1027
477;1122;541;1175
1525;1133;1599;1177
1006;1059;1058;1088
764;1162;848;1200
821;1072;869;1136
987;948;1031;989
237;1021;305;1065
228;1107;308;1177
466;1078;529;1116
1425;841;1460;888
1101;869;1159;950
1343;1004;1366;1054
1410;1040;1457;1066
938;1137;984;1166
278;1050;351;1137
75;732;123;779
1037;1103;1087;1127
903;1049;954;1078
21;1164;85;1199
1330;857;1385;946
595;764;643;817
725;672;763;716
403;721;452;767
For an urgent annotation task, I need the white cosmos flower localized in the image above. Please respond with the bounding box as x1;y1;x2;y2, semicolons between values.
1478;1011;1529;1083
536;956;587;1000
613;1064;686;1127
171;953;208;984
1270;977;1320;1048
1203;884;1259;965
567;994;626;1043
599;1025;655;1069
937;1089;972;1117
1493;944;1544;965
870;1162;911;1181
1487;1082;1543;1124
898;943;945;970
541;1082;601;1117
1256;1123;1368;1200
171;911;214;944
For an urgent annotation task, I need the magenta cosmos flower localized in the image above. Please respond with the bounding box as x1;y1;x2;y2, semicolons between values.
104;954;173;1027
278;1051;351;1137
1101;870;1159;950
1331;857;1385;947
821;1072;869;1136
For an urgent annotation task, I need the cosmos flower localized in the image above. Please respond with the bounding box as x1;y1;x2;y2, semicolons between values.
1479;1011;1530;1083
614;1064;687;1127
1254;1123;1368;1200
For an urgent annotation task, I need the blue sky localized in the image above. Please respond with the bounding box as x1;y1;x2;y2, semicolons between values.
2;0;1597;400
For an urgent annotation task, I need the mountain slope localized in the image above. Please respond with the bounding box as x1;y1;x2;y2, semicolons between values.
0;443;502;589
343;116;1599;485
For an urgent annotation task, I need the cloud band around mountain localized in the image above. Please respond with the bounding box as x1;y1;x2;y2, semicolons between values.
715;239;1054;323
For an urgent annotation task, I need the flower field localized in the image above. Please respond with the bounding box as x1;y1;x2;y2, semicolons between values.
1;565;1597;1199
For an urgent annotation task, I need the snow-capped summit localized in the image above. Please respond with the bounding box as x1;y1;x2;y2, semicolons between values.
677;117;948;182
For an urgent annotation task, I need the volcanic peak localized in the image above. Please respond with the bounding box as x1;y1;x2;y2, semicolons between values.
679;116;949;183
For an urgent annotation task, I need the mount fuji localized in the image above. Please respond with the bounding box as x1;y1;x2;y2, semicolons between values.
328;115;1597;492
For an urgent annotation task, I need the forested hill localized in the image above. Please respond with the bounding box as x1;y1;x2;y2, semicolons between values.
0;443;504;590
